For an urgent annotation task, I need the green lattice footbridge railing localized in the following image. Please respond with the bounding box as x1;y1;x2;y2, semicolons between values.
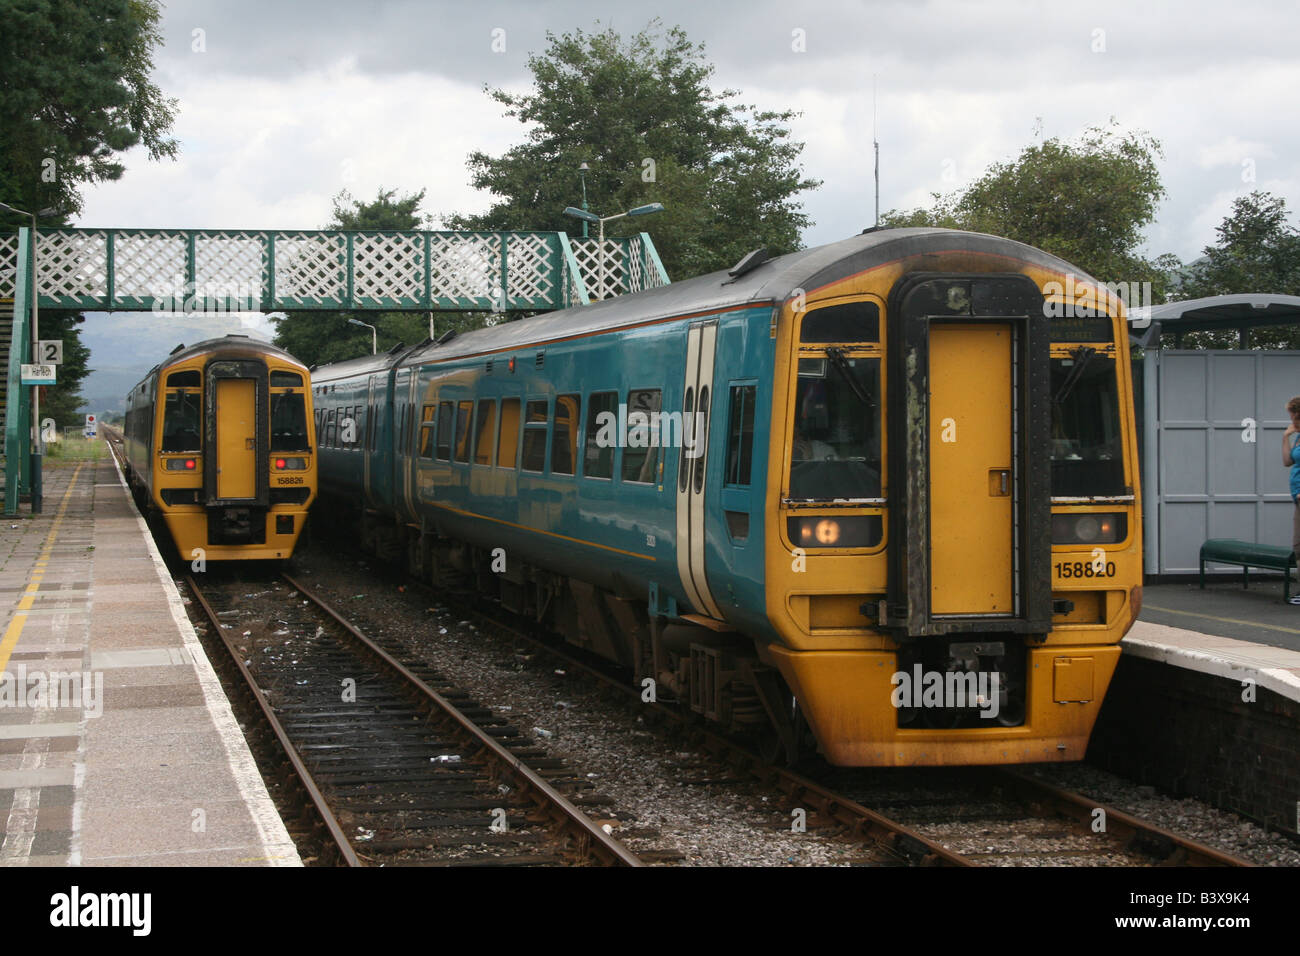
0;227;669;313
1;226;670;512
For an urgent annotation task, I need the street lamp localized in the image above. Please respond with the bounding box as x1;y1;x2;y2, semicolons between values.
577;162;590;238
348;318;377;354
562;202;664;299
0;200;58;514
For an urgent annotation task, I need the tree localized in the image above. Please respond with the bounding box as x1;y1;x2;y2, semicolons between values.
1174;191;1300;349
271;188;490;368
445;20;821;279
881;123;1173;297
0;0;178;222
39;311;90;426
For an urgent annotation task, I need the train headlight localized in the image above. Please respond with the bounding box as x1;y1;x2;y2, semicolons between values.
165;458;198;471
274;457;307;471
1051;512;1125;544
787;515;882;549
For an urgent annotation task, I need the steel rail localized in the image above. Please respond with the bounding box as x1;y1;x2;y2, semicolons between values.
282;573;643;867
421;591;969;866
993;769;1253;867
187;575;362;866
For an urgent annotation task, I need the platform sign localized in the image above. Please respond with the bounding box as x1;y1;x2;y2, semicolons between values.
37;340;63;364
21;364;56;385
84;414;97;438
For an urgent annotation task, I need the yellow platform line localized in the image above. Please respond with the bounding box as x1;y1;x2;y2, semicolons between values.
0;462;87;673
1143;602;1300;637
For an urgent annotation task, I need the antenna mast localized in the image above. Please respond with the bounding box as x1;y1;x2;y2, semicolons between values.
873;75;880;226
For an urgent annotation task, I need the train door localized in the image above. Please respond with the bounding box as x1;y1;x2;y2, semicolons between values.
363;375;376;507
929;324;1013;613
216;379;257;499
885;274;1052;637
675;320;724;619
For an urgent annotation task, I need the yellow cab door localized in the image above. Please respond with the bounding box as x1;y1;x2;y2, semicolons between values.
929;323;1013;614
216;378;257;499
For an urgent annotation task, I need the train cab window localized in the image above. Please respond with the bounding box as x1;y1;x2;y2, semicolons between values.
789;357;881;500
454;401;473;463
474;400;497;466
1050;350;1125;496
270;391;309;451
521;400;549;473
167;370;200;388
623;389;661;484
418;404;436;459
161;391;201;452
551;394;579;475
725;385;757;486
270;371;303;387
497;398;520;469
435;402;453;461
800;301;880;343
583;391;618;479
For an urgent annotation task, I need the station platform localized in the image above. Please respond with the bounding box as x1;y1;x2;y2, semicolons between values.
0;450;299;866
1131;577;1300;700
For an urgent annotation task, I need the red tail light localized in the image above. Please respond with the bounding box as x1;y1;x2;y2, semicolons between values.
185;459;195;470
275;458;287;469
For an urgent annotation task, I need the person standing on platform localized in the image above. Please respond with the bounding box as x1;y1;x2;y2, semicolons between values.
1283;396;1300;603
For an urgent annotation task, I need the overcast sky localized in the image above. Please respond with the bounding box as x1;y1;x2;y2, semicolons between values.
74;0;1299;271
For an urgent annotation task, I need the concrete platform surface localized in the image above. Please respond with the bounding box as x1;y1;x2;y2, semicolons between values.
0;451;299;866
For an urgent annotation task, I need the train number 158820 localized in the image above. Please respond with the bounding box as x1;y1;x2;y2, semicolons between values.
1055;557;1116;578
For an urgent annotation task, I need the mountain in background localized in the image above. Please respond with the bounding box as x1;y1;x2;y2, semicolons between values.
77;312;276;418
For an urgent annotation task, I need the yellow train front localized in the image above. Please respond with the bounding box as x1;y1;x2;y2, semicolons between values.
123;335;316;561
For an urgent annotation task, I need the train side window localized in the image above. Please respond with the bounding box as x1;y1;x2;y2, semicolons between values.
551;394;579;476
270;391;309;451
583;391;618;479
161;391;201;452
418;404;436;459
800;301;880;343
454;401;473;463
435;402;453;461
325;409;337;448
692;385;709;493
521;400;548;473
497;398;520;469
624;389;662;484
474;400;497;466
724;385;757;486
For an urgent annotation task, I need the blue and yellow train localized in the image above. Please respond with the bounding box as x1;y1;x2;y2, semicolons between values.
310;228;1143;766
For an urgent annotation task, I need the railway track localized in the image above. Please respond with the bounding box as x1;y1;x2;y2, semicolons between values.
332;552;1252;868
185;571;641;866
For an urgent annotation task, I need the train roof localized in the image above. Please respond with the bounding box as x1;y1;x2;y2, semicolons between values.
145;334;307;377
306;228;1095;381
308;342;414;384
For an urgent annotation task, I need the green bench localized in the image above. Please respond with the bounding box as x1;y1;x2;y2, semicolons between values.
1199;539;1297;602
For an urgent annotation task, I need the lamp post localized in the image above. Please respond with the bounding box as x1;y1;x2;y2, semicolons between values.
577;163;590;239
0;201;57;514
348;318;377;354
562;202;664;299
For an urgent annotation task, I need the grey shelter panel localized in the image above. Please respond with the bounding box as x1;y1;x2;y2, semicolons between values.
1155;350;1300;573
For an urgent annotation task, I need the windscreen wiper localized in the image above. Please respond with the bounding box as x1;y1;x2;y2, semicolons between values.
827;347;873;408
1053;346;1096;404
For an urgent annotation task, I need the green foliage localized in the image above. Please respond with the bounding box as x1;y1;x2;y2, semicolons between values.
1170;191;1300;349
445;20;821;279
271;188;492;367
881;123;1173;296
39;311;91;425
0;0;178;222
